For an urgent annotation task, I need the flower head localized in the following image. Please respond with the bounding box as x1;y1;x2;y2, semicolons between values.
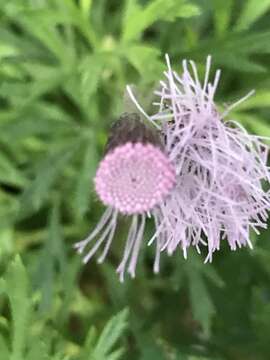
75;112;175;281
95;114;175;215
133;55;270;262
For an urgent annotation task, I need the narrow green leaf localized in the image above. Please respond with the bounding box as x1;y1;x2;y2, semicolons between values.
183;250;224;288
0;43;18;58
50;199;66;277
59;0;98;47
84;326;98;355
18;15;70;64
211;0;233;36
37;198;66;313
122;0;140;39
188;269;215;338
187;31;270;63
235;0;270;31
202;266;225;288
122;0;200;42
214;53;267;73
0;191;19;227
79;0;93;17
0;114;75;142
0;153;27;187
231;91;270;111
79;54;105;108
106;348;125;360
122;45;162;78
19;142;78;217
0;67;66;105
74;141;98;220
0;227;14;258
91;308;129;359
1;256;30;360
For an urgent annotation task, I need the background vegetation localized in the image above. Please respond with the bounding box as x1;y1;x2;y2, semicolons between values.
0;0;270;359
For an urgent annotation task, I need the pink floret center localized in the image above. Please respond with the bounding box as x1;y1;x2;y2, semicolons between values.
95;142;175;214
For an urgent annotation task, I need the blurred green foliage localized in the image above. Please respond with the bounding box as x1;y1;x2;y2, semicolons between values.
0;0;270;359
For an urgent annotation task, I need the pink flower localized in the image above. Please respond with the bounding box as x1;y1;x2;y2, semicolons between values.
131;55;270;262
95;142;175;215
74;113;175;281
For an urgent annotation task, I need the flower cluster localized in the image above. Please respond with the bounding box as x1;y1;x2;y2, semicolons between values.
75;55;270;280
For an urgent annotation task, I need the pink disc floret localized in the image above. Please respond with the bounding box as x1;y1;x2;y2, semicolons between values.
94;142;176;215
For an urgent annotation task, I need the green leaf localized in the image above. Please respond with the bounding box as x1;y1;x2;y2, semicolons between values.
211;0;233;36
0;227;14;258
0;27;43;65
251;287;270;351
84;326;98;355
37;198;66;313
17;14;71;64
0;67;66;105
1;256;30;360
186;31;270;73
235;0;270;31
0;191;19;227
46;0;97;48
74;141;98;220
231;90;270;111
0;153;27;187
122;0;200;42
79;54;105;108
0;42;18;58
87;309;129;360
19;142;78;217
49;200;66;277
0;112;75;142
216;53;267;73
202;266;225;288
183;250;224;288
188;268;215;338
79;0;93;17
122;45;162;78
